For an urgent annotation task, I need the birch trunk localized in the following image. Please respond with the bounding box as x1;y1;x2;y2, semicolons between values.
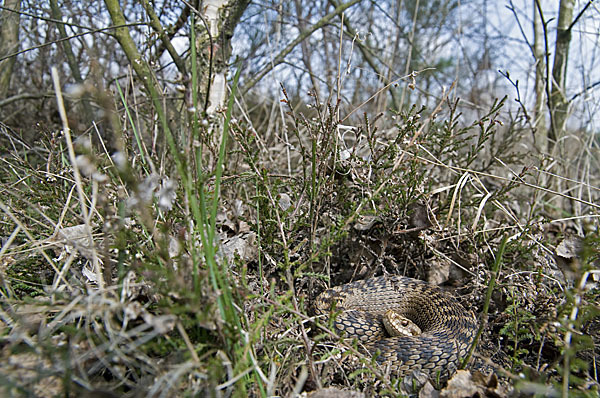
199;0;250;115
549;0;574;151
533;0;546;154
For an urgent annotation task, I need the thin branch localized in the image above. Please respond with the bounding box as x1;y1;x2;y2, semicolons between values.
0;22;147;63
535;0;557;144
328;0;400;107
506;1;536;60
242;0;361;94
0;92;50;107
140;0;187;75
180;0;213;115
0;4;99;31
566;0;593;34
154;1;196;62
49;0;94;123
570;79;600;101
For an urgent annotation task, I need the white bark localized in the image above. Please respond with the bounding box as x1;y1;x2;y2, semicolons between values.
204;0;228;114
207;73;226;114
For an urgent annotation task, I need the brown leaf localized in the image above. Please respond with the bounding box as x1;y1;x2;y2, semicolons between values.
441;370;479;398
556;235;583;259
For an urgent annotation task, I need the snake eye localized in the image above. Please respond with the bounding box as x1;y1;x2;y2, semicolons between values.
383;310;422;337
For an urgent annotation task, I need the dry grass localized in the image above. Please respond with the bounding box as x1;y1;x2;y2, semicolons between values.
0;73;599;398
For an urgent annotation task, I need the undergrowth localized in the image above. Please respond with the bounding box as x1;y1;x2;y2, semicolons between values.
0;72;599;398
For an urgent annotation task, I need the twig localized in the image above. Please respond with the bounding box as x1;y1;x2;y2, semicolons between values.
242;0;361;93
180;0;213;114
462;234;507;368
0;23;147;63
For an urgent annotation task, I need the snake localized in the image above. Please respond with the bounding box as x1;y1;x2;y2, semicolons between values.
315;275;478;380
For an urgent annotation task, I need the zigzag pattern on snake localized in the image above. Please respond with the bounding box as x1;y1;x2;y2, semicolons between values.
315;275;478;379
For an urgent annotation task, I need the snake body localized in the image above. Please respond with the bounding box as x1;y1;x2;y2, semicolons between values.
315;275;478;379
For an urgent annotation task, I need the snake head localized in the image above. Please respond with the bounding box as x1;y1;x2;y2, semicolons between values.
382;309;422;337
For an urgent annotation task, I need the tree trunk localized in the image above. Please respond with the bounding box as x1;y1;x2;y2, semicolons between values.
533;0;546;154
0;0;22;100
549;0;574;151
198;0;250;115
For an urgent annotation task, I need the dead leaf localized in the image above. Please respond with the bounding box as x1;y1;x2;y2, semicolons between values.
419;381;440;398
52;224;96;258
219;232;257;263
400;369;429;396
441;370;479;398
440;369;507;398
278;193;292;211
556;235;583;259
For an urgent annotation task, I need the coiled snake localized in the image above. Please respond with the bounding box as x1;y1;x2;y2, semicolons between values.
315;275;478;380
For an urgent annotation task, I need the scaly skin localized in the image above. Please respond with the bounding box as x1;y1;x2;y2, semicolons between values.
315;275;478;380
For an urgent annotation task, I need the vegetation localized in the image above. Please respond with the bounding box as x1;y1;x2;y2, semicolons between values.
0;1;598;397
